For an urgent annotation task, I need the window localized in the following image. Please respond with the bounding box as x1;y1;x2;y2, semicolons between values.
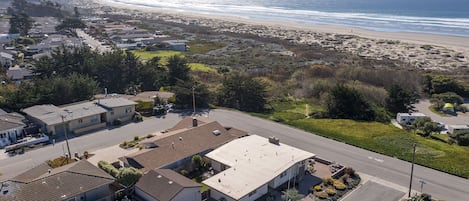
110;111;114;115
125;107;132;113
248;189;257;197
280;171;287;178
78;119;83;124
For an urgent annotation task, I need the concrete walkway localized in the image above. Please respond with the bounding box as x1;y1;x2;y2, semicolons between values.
87;145;139;166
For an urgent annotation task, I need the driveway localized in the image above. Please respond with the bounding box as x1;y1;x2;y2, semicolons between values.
413;99;469;125
342;181;405;201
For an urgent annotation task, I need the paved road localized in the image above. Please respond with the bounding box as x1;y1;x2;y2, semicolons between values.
76;29;111;53
209;109;469;201
0;114;182;180
414;99;469;125
1;109;468;200
342;181;405;201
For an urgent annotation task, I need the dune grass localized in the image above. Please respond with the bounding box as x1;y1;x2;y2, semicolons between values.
188;63;217;73
253;101;469;178
188;40;225;54
130;50;184;64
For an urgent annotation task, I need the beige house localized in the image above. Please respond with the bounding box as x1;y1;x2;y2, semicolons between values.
203;135;315;201
135;169;201;201
22;98;137;136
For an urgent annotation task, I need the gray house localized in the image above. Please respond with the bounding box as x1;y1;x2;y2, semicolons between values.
0;160;116;201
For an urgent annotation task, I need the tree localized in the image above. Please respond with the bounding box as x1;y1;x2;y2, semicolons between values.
281;188;304;201
412;117;441;137
73;6;80;17
451;131;469;146
191;154;205;171
55;17;86;31
407;193;432;201
117;167;143;187
218;73;268;112
325;84;375;121
9;13;33;36
385;84;417;114
171;80;210;108
167;55;190;85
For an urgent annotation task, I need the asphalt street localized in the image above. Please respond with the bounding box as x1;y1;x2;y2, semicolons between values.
0;109;468;200
342;182;405;201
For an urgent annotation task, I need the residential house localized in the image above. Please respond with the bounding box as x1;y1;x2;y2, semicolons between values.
96;98;137;124
135;169;201;201
120;117;247;173
0;51;14;67
162;40;188;51
447;124;469;135
396;112;426;125
6;65;34;83
0;112;26;148
203;135;315;201
27;35;83;54
22;98;137;136
0;160;116;201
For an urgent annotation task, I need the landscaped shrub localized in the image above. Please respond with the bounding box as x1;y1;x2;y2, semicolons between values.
315;191;328;199
344;167;355;176
117;167;143;187
98;160;119;177
323;177;334;186
133;136;140;141
314;185;322;191
333;181;346;190
326;188;336;196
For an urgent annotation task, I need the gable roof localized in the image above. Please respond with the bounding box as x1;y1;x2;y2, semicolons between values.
96;97;137;109
203;135;315;200
121;118;247;172
136;169;200;201
1;160;114;201
0;113;26;131
6;66;33;80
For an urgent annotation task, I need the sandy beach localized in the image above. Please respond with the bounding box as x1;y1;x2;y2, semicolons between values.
82;0;469;71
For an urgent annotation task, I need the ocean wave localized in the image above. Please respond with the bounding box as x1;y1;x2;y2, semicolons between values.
104;0;469;37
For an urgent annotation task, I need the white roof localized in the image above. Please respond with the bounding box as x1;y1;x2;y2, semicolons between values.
23;102;107;125
398;112;426;117
96;97;137;108
448;124;469;129
203;135;315;200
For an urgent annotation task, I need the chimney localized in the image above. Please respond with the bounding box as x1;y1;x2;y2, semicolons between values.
192;117;198;127
269;136;280;145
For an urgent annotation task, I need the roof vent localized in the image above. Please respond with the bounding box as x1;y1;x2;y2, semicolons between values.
168;181;173;185
157;175;162;178
212;130;221;136
268;136;280;145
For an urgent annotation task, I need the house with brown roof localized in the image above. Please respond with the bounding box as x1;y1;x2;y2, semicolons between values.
0;160;116;201
135;169;201;201
120;117;248;173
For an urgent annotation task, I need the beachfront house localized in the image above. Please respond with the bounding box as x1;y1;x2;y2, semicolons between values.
135;169;201;201
162;40;189;51
0;112;26;148
6;65;34;83
396;112;426;125
120;117;247;172
22;98;137;136
0;51;14;67
202;135;315;201
0;160;116;201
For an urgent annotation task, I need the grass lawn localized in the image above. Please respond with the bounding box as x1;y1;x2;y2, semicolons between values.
253;100;469;178
188;40;225;54
130;50;183;64
188;63;217;73
428;105;452;117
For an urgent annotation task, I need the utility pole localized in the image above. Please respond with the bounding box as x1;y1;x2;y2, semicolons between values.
408;143;417;197
60;114;72;159
192;86;196;116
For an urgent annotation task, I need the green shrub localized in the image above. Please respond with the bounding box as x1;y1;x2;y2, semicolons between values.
133;136;140;141
323;177;334;185
117;167;143;186
98;160;119;177
344;167;355;176
314;185;322;191
333;181;346;190
315;191;328;199
326;188;336;196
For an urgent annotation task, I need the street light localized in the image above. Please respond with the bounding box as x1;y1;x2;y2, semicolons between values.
408;143;417;197
192;86;196;116
60;114;72;159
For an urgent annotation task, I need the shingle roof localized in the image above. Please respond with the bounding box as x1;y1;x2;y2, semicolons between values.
136;169;200;201
96;97;137;109
1;160;114;201
121;118;247;172
6;66;33;80
0;113;25;131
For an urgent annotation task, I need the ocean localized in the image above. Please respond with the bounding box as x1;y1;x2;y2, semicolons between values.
107;0;469;37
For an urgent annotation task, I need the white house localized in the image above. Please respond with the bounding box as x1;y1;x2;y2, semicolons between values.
447;125;469;135
0;113;26;148
96;98;137;124
203;135;315;201
396;113;426;125
135;169;201;201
